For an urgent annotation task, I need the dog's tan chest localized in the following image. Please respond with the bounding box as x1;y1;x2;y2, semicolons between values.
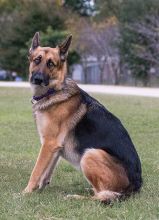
35;111;81;169
35;111;49;145
33;97;86;169
35;110;67;146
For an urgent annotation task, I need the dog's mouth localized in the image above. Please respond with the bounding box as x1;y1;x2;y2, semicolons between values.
30;72;50;87
31;81;49;87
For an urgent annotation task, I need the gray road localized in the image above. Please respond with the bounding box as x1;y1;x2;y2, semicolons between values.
0;81;159;98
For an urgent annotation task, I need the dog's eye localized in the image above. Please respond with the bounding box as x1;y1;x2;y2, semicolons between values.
47;59;55;68
34;55;42;65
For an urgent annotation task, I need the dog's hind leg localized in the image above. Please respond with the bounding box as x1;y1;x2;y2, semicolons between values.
80;149;130;202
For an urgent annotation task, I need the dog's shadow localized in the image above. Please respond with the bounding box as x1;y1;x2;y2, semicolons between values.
42;180;93;197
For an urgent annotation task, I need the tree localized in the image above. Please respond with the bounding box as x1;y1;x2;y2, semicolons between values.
0;0;80;78
63;0;96;16
119;0;159;23
95;0;122;20
95;0;159;86
119;15;159;86
77;17;120;84
131;16;159;66
96;0;159;22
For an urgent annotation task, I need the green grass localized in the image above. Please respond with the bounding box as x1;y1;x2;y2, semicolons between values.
0;87;159;220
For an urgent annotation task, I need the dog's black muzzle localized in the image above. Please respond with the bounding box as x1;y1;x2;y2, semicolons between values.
30;72;49;86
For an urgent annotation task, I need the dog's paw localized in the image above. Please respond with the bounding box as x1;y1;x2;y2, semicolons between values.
38;177;50;190
22;186;34;195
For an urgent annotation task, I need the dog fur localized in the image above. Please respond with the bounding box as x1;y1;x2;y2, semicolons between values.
23;32;142;202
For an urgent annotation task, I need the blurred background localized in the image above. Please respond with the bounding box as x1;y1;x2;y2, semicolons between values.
0;0;159;87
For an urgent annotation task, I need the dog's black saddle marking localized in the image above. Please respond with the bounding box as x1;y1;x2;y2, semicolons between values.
74;89;142;192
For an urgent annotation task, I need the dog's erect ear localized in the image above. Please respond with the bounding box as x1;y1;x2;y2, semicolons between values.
58;35;72;62
29;32;40;53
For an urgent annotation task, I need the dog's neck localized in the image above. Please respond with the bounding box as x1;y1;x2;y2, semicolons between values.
31;78;80;111
31;88;56;104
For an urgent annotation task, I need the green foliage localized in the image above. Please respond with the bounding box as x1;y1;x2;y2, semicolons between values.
119;0;159;23
0;0;80;78
0;0;17;13
95;0;122;20
64;0;95;16
1;0;159;84
68;51;81;66
96;0;159;22
119;25;150;85
118;0;159;86
96;0;159;86
40;26;68;47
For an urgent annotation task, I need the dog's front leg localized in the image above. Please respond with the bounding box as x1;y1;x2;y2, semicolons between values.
38;151;60;190
23;141;61;194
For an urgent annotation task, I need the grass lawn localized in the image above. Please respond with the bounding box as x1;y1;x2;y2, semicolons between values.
0;87;159;220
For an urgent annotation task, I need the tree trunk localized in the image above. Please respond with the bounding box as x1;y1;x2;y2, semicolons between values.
143;76;150;87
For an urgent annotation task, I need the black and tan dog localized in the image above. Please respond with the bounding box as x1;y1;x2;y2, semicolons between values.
23;32;142;202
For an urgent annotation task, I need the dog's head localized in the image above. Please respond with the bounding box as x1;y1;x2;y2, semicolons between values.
28;32;72;93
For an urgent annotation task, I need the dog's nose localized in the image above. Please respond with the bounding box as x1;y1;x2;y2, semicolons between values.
31;72;44;85
34;76;43;85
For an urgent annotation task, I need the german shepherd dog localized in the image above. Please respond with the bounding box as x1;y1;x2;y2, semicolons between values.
23;32;142;202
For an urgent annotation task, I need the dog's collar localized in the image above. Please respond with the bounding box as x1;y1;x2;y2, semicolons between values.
31;88;56;104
